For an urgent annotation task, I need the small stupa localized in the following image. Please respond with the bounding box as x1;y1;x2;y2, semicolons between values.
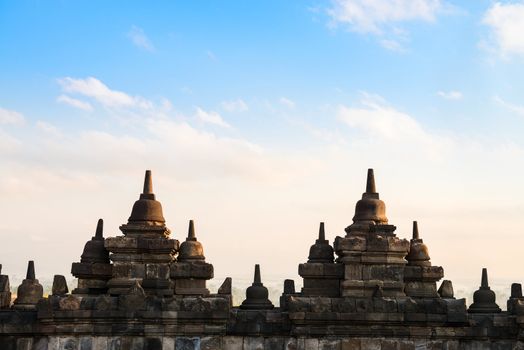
468;268;501;313
240;264;274;310
13;261;43;310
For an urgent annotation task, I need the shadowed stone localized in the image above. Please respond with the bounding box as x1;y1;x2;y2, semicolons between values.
307;222;334;263
218;277;232;295
178;220;205;261
406;221;431;267
13;261;43;309
438;280;454;298
52;275;68;296
372;285;384;298
468;268;501;313
511;283;522;298
240;264;274;310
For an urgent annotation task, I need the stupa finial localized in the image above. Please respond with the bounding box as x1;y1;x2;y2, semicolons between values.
412;221;419;240
366;168;376;193
254;264;261;285
26;261;35;280
188;220;196;240
95;219;104;239
318;222;325;241
481;268;489;289
143;170;153;194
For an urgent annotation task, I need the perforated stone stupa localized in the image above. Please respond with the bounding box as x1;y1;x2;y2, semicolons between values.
0;168;522;350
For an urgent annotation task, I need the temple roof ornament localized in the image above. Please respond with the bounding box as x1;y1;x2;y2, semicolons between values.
351;168;388;226
128;170;166;225
178;220;205;261
307;222;334;263
468;268;501;313
240;264;274;310
406;221;431;266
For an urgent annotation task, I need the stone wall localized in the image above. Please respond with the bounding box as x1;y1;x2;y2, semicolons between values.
2;335;523;350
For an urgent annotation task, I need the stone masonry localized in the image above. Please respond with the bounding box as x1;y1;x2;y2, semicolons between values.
0;169;523;349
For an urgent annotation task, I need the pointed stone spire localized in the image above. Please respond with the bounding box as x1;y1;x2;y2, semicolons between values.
318;222;326;241
351;169;388;225
178;219;205;261
95;218;104;240
254;264;262;284
188;219;196;241
308;222;334;263
26;260;35;280
468;268;501;313
481;268;489;288
143;169;153;194
128;170;165;224
406;221;431;266
366;168;376;193
412;221;419;240
240;264;274;310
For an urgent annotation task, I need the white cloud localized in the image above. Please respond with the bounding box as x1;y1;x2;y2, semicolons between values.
437;90;463;100
195;107;231;128
0;107;25;125
328;0;443;33
279;97;296;109
58;77;152;109
221;99;248;113
494;95;524;116
336;92;451;160
483;2;524;57
57;94;93;111
327;0;448;51
128;26;155;52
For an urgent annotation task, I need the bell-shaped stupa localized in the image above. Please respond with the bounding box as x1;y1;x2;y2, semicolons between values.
240;264;274;310
468;268;501;313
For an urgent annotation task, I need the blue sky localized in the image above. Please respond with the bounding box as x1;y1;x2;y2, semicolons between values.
2;1;524;297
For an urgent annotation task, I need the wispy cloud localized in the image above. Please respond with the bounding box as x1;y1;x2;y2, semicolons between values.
437;90;463;100
128;25;155;52
494;95;524;117
482;2;524;58
221;99;248;113
57;94;93;111
279;97;295;109
58;77;152;109
0;107;25;125
327;0;450;51
195;107;231;128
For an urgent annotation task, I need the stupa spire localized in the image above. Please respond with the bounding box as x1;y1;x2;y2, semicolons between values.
143;170;153;194
412;221;419;240
95;219;104;240
254;264;262;285
481;268;489;289
188;220;196;240
318;222;325;241
26;261;35;280
366;168;376;193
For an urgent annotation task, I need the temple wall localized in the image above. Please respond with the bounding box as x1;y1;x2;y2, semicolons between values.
1;335;523;350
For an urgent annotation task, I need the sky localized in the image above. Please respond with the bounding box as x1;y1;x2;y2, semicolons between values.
2;0;524;301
